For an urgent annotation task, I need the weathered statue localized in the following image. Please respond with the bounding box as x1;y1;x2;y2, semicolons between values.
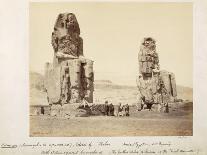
138;37;159;78
51;13;83;65
136;37;177;112
44;13;94;106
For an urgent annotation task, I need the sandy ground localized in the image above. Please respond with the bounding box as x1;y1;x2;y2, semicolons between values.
30;102;192;137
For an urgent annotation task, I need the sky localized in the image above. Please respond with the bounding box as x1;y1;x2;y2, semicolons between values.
30;2;193;87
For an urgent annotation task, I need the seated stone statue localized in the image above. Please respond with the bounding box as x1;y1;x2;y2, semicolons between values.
136;38;176;111
45;13;94;105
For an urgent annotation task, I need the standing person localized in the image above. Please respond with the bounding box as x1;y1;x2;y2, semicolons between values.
125;104;130;116
118;103;122;116
80;98;89;108
104;101;109;116
40;107;44;115
108;103;115;116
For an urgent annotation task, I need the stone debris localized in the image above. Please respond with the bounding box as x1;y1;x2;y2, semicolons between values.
90;104;107;116
136;37;177;112
44;13;94;115
30;105;51;116
75;105;92;117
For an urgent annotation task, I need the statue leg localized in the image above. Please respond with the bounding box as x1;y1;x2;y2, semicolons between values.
82;59;94;103
60;64;70;105
68;59;82;103
137;94;144;111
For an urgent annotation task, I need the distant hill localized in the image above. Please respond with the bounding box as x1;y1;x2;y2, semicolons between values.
29;72;193;105
30;72;48;105
95;80;136;90
95;80;192;100
176;85;193;101
94;80;112;84
30;72;44;91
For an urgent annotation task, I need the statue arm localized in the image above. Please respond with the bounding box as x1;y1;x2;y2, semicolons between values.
154;52;159;63
78;37;84;57
138;47;144;62
56;52;78;59
52;32;58;52
136;77;144;97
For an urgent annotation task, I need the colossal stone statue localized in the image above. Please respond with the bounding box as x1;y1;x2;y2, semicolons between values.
136;37;177;112
138;37;159;78
44;13;94;106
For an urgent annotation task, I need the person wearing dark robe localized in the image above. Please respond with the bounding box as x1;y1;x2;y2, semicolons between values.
40;107;44;115
125;104;130;116
104;101;109;116
117;103;122;116
108;103;114;116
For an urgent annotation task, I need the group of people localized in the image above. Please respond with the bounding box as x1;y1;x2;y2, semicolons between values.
78;98;131;117
104;101;115;116
117;103;130;116
104;101;130;117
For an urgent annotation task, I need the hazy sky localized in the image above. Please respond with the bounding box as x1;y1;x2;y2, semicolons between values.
30;2;193;87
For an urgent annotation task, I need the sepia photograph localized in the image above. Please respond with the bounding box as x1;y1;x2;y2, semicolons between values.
29;2;193;137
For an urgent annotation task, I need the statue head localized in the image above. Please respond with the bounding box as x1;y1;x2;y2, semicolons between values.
54;13;80;35
138;74;143;79
141;37;156;50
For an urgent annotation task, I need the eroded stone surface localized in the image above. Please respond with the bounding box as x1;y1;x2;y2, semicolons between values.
44;13;94;108
137;37;177;112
